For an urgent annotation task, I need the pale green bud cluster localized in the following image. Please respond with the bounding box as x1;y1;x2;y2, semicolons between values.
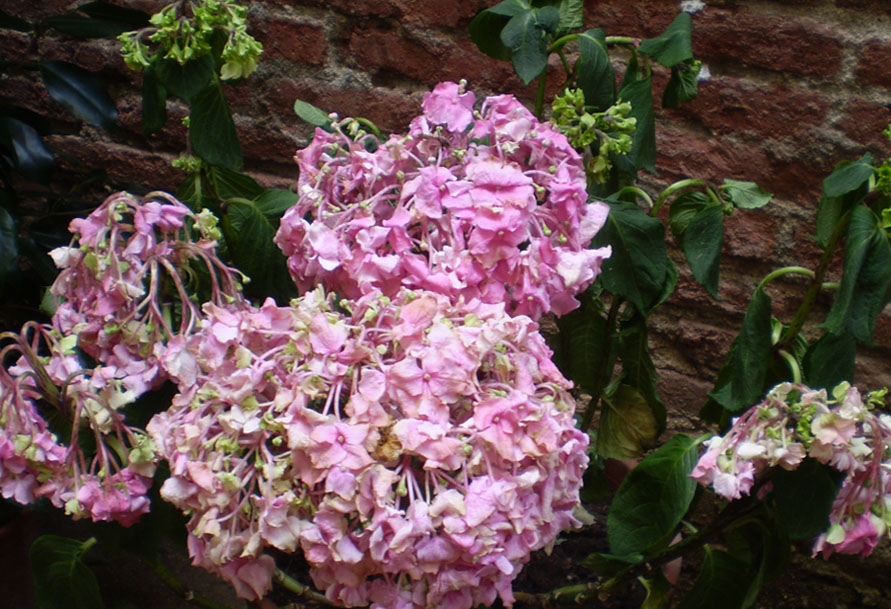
118;0;262;81
551;88;637;184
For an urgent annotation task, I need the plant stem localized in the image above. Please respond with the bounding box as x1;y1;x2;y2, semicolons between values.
756;266;815;291
617;186;654;209
147;559;237;609
651;178;706;216
534;70;548;121
778;209;852;348
273;569;335;607
580;297;622;431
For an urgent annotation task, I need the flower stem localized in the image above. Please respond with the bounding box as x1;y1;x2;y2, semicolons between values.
617;186;654;209
756;266;815;292
534;70;548;121
273;569;335;606
651;178;706;216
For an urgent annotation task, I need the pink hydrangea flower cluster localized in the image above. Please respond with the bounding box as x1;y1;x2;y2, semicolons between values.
275;80;611;319
691;382;891;558
50;191;243;393
0;192;242;526
0;323;155;526
148;287;589;607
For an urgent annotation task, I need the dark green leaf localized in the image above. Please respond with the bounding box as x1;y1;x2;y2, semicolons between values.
190;83;242;170
709;287;773;411
500;9;550;83
155;55;214;102
580;551;644;576
19;236;59;285
222;189;298;303
682;204;724;298
619;51;645;90
608;434;699;556
641;572;673;609
591;200;668;314
769;459;843;539
555;0;583;32
553;294;613;395
598;383;660;459
815;190;863;249
468;10;513;61
822;153;874;198
639;13;694;68
803;331;857;390
662;59;700;108
77;2;150;29
722;179;773;210
577;29;615;110
43;14;133;38
617;313;666;435
294;100;332;129
30;535;104;609
40;61;117;128
615;76;656;173
822;205;891;343
676;546;752;609
0;117;55;183
177;167;263;212
0;206;18;297
141;59;167;136
668;191;709;239
486;0;532;16
0;10;32;31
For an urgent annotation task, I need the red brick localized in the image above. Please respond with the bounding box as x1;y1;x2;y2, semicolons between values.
584;1;684;38
856;40;891;88
655;126;772;188
839;99;891;155
0;29;33;63
236;115;303;163
694;10;843;78
254;16;327;66
663;77;831;140
722;209;778;260
268;0;400;18
400;0;490;28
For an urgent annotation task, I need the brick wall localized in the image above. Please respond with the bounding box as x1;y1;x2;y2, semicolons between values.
1;0;890;421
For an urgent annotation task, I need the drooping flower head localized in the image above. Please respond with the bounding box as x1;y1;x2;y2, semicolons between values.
50;191;244;393
692;382;891;559
275;81;611;319
149;287;589;607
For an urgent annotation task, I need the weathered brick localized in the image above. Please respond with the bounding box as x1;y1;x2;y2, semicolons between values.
663;77;831;140
254;16;328;66
839;99;891;157
694;10;844;78
855;40;891;88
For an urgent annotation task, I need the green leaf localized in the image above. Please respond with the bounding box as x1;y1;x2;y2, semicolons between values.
177;166;263;212
617;313;666;436
640;572;673;609
639;13;694;68
486;0;532;16
294;100;332;130
141;59;167;136
591;200;668;314
0;117;55;183
77;2;150;29
30;535;104;609
553;294;613;395
555;0;583;32
822;153;874;198
722;179;773;209
190;83;243;170
468;10;513;61
803;331;857;390
598;384;660;459
0;10;32;31
39;61;117;128
580;551;644;576
576;29;615;111
769;459;843;540
676;546;752;609
822;205;891;343
709;287;773;411
155;55;215;102
615;76;656;173
222;189;299;303
608;434;699;556
0;206;18;297
500;9;550;83
682;204;724;298
662;59;700;108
